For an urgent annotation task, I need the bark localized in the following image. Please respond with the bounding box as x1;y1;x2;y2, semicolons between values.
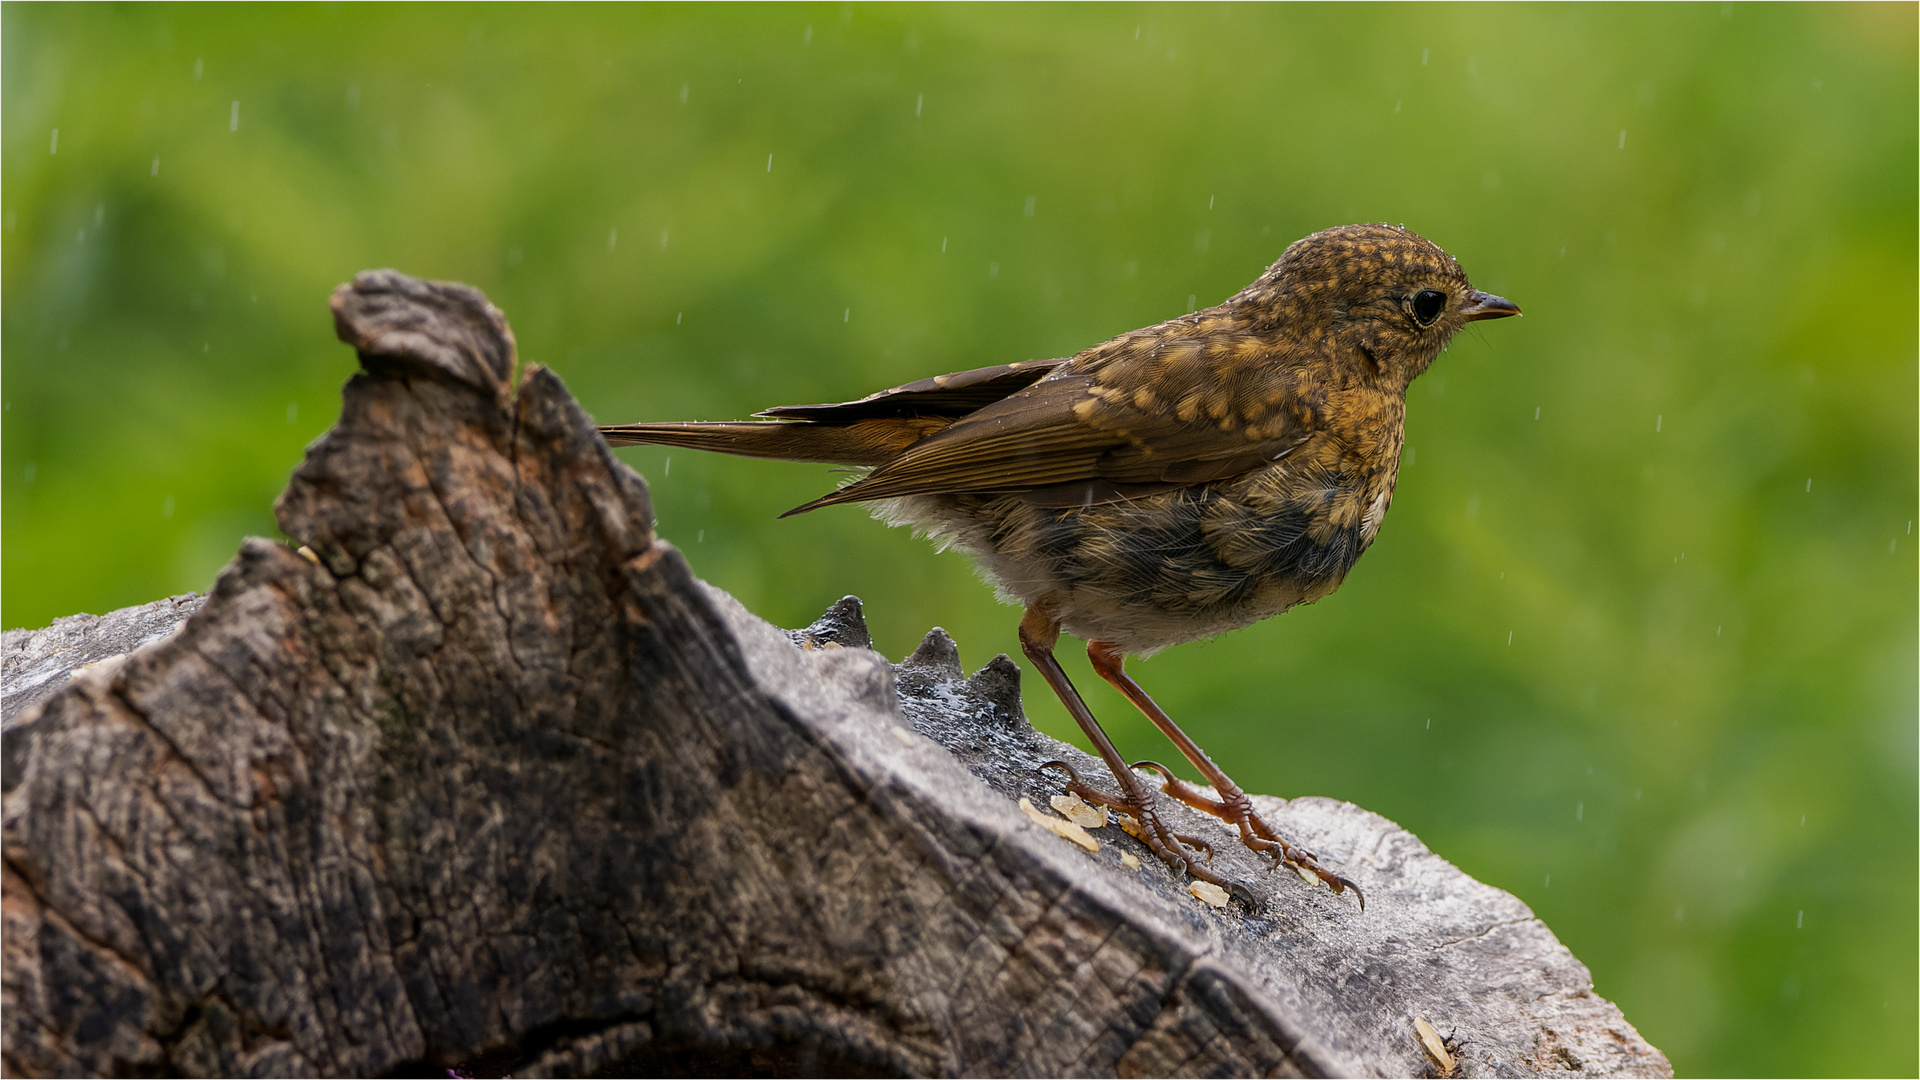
1;270;1670;1079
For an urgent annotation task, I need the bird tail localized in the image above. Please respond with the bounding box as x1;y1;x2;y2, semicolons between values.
598;418;939;467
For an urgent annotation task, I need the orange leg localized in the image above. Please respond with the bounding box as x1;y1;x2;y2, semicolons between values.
1018;609;1250;903
1087;640;1364;909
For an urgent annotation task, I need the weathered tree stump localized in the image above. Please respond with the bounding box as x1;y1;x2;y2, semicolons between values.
1;271;1669;1078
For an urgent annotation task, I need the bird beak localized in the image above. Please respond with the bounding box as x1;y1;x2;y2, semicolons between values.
1461;291;1521;322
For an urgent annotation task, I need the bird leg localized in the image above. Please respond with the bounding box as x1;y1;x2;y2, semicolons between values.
1018;608;1251;903
1086;640;1365;910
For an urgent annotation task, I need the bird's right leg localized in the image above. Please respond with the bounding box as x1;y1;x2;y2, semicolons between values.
1085;641;1364;909
1019;608;1249;901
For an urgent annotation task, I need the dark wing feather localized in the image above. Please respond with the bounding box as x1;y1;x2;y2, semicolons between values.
758;357;1071;421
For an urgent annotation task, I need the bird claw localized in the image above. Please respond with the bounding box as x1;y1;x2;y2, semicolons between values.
1038;760;1135;811
1173;832;1216;864
1035;761;1256;906
1127;760;1362;909
1292;862;1366;911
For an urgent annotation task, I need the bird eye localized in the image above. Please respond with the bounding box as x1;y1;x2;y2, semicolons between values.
1410;289;1447;327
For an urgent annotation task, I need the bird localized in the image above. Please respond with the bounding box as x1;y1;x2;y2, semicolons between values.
601;223;1519;907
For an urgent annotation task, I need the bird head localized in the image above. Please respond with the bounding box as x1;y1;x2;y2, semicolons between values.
1242;223;1519;391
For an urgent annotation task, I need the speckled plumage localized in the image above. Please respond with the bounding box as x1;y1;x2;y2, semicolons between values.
603;223;1519;902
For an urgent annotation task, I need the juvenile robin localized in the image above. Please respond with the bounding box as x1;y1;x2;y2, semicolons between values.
602;223;1519;906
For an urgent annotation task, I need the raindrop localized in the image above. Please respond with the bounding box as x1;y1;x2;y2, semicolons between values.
1633;789;1642;800
1421;47;1429;66
286;402;298;424
1617;129;1626;149
1195;228;1210;252
660;228;671;248
193;57;203;80
347;84;360;107
1134;25;1140;39
844;308;851;323
23;463;36;483
915;93;923;117
230;101;240;132
1506;630;1513;646
988;262;999;279
1805;478;1812;493
1425;718;1431;729
1800;813;1806;826
1394;101;1401;113
607;229;618;251
1534;406;1540;420
679;83;690;104
76;228;85;244
1716;625;1722;636
151;157;160;177
1575;802;1583;822
676;312;683;324
697;529;705;543
1024;195;1035;217
162;495;176;519
1543;874;1550;887
1186;294;1196;312
766;153;773;172
49;128;58;155
664;457;671;476
1208;194;1215;210
1796;910;1804;929
1674;904;1685;923
941;236;948;253
804;24;813;45
1655;414;1662;432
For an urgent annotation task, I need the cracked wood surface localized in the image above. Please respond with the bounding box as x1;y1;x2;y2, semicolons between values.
0;269;1670;1078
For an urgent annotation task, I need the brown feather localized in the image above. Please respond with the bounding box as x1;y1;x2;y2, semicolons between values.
599;418;944;466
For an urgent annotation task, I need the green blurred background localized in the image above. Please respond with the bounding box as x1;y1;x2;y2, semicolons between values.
4;3;1913;1073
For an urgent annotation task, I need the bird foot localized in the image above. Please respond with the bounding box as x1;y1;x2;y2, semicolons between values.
1039;761;1255;905
1131;760;1366;911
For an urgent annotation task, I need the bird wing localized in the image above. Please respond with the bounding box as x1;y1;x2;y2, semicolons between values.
755;357;1072;422
787;325;1319;514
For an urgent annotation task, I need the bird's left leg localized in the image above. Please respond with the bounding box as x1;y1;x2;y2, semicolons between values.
1019;608;1250;902
1086;640;1364;909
